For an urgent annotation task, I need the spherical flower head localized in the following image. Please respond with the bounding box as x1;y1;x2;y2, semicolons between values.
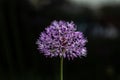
36;20;87;60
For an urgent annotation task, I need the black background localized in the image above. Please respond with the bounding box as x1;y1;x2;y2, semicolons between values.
0;0;120;80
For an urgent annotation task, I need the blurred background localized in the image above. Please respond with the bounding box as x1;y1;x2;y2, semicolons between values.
0;0;120;80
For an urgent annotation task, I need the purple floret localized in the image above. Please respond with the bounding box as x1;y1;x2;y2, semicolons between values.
36;20;87;59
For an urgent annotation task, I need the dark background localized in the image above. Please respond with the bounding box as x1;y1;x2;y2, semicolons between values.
0;0;120;80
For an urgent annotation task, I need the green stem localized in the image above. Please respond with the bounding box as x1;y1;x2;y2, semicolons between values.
60;57;63;80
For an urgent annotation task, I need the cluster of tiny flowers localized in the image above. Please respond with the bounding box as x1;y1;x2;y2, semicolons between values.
36;20;87;59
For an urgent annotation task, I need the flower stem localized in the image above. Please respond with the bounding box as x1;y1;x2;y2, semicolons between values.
60;57;63;80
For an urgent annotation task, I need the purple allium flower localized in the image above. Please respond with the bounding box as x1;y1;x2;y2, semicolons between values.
36;20;87;59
